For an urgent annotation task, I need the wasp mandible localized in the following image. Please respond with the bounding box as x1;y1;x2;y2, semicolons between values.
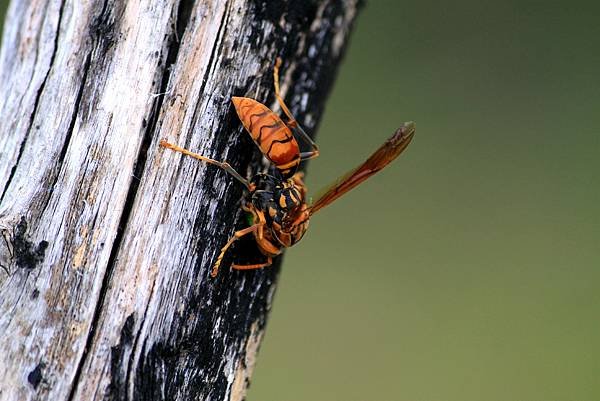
159;58;415;277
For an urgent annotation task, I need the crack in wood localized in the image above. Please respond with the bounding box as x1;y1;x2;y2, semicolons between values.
0;1;68;204
36;51;94;225
185;1;233;153
125;270;158;400
108;314;136;401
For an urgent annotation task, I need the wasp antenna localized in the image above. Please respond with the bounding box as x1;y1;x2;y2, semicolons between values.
159;140;252;190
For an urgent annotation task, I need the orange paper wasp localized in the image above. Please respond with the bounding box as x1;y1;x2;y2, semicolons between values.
160;58;415;277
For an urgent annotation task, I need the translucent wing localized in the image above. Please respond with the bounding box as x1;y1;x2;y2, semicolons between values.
309;122;415;216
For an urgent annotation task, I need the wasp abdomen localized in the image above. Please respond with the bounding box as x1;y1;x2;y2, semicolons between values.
232;97;300;177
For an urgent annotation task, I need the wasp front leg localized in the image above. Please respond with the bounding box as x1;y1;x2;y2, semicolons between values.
273;58;320;161
211;223;265;277
225;210;272;272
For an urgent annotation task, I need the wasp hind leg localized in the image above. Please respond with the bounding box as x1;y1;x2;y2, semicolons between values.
273;58;320;161
159;140;252;190
232;256;273;271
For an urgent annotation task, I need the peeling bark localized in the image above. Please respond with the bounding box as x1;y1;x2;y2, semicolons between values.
0;1;361;400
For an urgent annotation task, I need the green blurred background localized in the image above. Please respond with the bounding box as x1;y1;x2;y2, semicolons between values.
2;1;598;400
251;1;600;401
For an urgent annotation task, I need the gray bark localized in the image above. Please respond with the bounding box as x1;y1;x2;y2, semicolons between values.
0;0;360;400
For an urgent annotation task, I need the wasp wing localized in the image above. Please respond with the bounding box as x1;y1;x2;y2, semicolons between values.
309;122;415;216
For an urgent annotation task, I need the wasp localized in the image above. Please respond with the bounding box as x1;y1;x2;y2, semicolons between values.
159;59;415;277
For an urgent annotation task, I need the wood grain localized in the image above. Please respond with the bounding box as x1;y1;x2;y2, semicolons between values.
0;1;360;400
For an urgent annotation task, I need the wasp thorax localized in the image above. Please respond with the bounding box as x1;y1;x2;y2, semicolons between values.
249;174;305;220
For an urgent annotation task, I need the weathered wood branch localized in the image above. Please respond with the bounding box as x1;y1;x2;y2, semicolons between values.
0;0;360;400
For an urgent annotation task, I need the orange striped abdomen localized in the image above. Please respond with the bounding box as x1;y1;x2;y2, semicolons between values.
232;97;300;177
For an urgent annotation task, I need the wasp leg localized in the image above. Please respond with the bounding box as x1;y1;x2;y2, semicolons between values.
298;144;320;161
273;58;297;123
159;140;252;190
232;256;273;271
273;58;320;161
211;223;264;277
241;206;266;240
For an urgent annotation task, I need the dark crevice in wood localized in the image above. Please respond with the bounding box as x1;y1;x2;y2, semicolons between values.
184;1;231;152
0;127;25;203
109;314;136;401
174;0;194;40
0;0;67;204
53;51;92;187
89;0;125;57
124;275;157;401
211;4;232;78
